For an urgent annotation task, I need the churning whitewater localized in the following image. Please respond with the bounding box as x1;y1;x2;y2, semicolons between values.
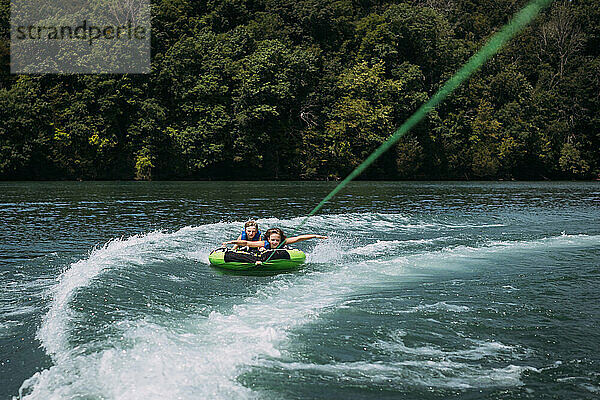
14;210;600;399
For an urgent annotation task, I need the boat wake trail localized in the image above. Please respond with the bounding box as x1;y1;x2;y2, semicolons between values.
17;213;600;399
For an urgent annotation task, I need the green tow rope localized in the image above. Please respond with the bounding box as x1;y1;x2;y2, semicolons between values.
264;0;554;259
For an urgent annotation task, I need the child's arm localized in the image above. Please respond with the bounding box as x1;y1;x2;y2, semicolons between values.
231;234;243;250
284;234;328;245
223;239;265;248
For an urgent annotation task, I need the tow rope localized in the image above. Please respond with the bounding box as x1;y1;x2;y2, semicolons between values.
265;0;554;260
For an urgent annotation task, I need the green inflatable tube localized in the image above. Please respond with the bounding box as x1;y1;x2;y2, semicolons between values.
209;248;306;271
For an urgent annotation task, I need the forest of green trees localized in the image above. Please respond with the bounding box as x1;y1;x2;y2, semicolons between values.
0;0;598;180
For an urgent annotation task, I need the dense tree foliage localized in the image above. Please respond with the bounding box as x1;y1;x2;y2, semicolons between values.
1;0;598;180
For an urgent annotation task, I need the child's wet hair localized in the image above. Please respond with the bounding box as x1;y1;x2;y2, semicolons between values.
244;220;258;229
265;228;286;242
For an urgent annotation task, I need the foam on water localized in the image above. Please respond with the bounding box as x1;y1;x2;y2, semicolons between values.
402;301;471;313
263;359;537;389
0;273;55;340
0;320;24;339
356;233;600;276
348;237;449;256
17;214;600;399
374;330;525;361
37;230;175;362
1;304;40;319
35;222;246;354
581;384;600;393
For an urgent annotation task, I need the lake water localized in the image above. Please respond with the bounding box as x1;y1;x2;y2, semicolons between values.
1;181;599;399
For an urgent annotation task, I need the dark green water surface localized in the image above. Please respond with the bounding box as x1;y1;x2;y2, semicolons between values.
1;181;599;399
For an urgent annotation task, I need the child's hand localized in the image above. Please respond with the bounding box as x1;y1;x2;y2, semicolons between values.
316;235;328;239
